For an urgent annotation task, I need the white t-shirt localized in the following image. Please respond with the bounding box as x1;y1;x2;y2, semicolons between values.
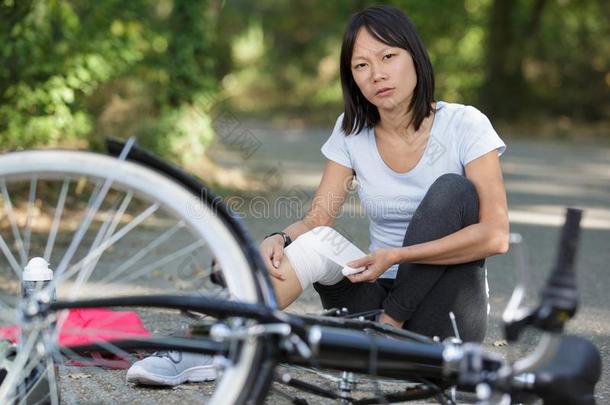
321;101;506;278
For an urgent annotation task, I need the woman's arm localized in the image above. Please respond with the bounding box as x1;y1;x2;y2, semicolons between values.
347;150;508;283
393;150;509;265
261;160;353;274
281;160;354;239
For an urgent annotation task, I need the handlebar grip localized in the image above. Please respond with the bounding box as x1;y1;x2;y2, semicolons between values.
552;208;583;276
536;208;583;331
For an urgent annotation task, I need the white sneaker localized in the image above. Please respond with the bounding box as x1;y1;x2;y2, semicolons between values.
126;351;217;386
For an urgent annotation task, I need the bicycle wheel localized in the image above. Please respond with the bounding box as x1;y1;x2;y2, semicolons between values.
0;148;274;404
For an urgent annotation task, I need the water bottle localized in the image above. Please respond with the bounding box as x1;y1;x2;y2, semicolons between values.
21;257;55;302
18;258;60;404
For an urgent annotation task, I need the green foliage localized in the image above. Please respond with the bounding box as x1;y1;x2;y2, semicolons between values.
481;0;610;121
530;0;609;120
218;0;491;116
0;0;608;155
220;0;609;126
1;0;141;149
0;0;219;160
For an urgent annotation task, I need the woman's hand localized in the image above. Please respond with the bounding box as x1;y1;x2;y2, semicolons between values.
259;235;286;280
346;248;399;283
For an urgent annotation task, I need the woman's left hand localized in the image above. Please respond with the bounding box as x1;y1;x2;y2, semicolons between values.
346;248;399;283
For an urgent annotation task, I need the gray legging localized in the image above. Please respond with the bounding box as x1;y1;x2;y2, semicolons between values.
313;173;488;342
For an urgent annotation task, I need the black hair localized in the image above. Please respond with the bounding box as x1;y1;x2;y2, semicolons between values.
340;5;435;134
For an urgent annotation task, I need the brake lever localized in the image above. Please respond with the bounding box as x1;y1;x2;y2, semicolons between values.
529;208;582;334
506;209;583;373
502;233;534;342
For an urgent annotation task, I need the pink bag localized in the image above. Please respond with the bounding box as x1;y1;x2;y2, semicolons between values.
0;308;151;369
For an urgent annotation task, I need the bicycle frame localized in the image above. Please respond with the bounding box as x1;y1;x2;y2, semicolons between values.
48;294;459;383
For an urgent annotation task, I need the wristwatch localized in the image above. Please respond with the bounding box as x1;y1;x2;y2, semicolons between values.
264;231;292;247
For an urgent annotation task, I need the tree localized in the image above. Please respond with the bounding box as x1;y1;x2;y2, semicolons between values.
0;0;223;162
481;0;610;123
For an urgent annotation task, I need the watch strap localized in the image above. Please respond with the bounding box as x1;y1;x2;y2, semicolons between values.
264;231;292;247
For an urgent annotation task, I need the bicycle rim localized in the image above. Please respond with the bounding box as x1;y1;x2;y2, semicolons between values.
0;149;272;404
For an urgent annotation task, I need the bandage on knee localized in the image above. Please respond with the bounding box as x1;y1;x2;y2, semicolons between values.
284;226;366;290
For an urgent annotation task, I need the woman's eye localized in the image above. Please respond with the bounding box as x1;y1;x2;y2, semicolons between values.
383;53;395;60
354;63;367;70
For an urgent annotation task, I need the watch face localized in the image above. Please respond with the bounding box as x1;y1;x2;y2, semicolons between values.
283;233;292;246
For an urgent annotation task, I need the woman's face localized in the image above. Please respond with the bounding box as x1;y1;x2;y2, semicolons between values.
350;28;417;113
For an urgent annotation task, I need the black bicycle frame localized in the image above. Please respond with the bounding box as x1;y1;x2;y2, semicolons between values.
48;294;470;383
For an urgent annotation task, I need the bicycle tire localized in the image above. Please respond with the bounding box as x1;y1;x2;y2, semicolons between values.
0;149;275;404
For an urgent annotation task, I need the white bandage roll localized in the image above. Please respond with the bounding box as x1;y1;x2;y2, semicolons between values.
284;226;367;290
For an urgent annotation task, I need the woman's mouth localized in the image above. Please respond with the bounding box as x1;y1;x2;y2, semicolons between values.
375;88;394;97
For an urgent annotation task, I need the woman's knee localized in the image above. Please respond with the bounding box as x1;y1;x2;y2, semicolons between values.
284;227;344;289
427;173;477;207
410;173;479;232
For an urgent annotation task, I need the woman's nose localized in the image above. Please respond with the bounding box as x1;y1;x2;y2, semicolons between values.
371;64;388;82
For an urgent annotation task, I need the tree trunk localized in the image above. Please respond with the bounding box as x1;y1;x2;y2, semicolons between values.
481;0;526;119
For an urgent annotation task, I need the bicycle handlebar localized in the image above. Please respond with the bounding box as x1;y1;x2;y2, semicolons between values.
535;207;582;332
504;208;584;343
553;207;583;276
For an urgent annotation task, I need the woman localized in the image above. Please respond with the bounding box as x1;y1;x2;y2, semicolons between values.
126;4;508;387
260;4;508;342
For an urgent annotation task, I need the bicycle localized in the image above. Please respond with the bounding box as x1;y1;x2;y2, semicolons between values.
0;139;601;404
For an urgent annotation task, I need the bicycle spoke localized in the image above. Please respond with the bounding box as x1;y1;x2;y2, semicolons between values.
62;203;160;296
55;138;136;281
55;179;105;280
0;143;263;404
58;335;211;402
57;349;120;403
22;175;37;262
0;328;40;401
57;333;217;371
44;353;60;405
69;334;134;366
17;351;48;397
53;360;79;404
99;221;185;284
44;178;70;263
1;179;27;267
11;336;71;405
103;192;133;237
74;191;133;289
54;347;117;404
56;344;109;367
0;233;21;279
119;239;205;284
84;196;122;260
